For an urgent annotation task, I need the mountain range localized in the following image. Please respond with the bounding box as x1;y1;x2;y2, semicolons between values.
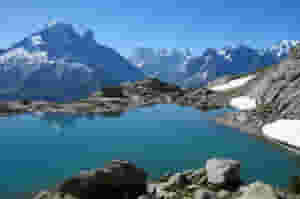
129;40;300;88
0;21;299;100
0;22;144;101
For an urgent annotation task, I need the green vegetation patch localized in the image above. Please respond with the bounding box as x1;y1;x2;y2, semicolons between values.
255;103;273;113
93;91;103;97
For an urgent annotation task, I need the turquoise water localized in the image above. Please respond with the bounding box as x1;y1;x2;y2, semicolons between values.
1;104;300;197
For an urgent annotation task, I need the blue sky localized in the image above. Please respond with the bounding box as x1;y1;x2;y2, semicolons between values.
0;0;299;56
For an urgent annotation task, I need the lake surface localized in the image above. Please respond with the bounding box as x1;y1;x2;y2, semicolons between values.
1;104;300;197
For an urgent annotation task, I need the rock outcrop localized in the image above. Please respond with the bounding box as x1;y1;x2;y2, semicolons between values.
237;181;278;199
33;158;300;199
0;78;228;116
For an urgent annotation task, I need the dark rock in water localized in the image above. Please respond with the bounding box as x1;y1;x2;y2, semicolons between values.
206;158;241;188
56;160;147;199
288;176;300;194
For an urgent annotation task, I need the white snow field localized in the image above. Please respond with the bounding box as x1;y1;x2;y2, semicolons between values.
209;75;256;92
262;120;300;148
229;96;257;110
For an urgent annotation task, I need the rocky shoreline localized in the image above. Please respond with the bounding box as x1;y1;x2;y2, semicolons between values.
0;78;229;117
213;54;300;152
31;158;300;199
1;77;299;153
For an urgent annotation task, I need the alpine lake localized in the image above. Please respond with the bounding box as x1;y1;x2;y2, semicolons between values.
1;104;300;197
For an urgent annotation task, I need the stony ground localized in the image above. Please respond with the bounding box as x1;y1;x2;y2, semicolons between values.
32;158;300;199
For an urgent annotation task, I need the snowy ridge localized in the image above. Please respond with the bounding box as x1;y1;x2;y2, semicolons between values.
209;75;256;92
263;120;300;148
130;40;300;87
0;21;144;99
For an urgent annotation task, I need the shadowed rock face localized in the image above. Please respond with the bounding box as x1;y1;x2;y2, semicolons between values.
55;160;147;199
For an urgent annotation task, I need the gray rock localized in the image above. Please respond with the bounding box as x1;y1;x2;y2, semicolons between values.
206;158;241;187
165;173;188;189
33;191;51;199
235;112;248;123
217;190;231;199
237;181;278;199
193;189;217;199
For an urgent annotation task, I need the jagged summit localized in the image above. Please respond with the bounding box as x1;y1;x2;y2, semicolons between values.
0;22;144;100
130;40;300;88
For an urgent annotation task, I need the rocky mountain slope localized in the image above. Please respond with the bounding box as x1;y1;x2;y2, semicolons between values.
129;41;300;88
245;44;300;121
0;22;144;100
210;44;300;151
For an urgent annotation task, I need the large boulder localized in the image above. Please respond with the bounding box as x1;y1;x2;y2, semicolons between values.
56;160;147;199
206;158;241;187
237;181;278;199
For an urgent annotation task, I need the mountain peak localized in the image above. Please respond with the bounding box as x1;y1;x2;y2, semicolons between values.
42;21;94;40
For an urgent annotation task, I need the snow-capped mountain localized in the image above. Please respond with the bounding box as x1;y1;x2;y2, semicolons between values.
0;21;144;100
129;48;192;83
129;40;300;88
270;40;300;57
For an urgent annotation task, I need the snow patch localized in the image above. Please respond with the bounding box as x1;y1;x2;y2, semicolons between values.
230;96;257;110
31;35;45;46
210;75;256;92
263;120;300;148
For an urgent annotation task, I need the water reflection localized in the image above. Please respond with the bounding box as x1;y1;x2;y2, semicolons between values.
32;111;124;134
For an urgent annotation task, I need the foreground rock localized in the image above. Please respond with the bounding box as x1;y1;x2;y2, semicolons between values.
33;158;300;199
34;160;147;199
